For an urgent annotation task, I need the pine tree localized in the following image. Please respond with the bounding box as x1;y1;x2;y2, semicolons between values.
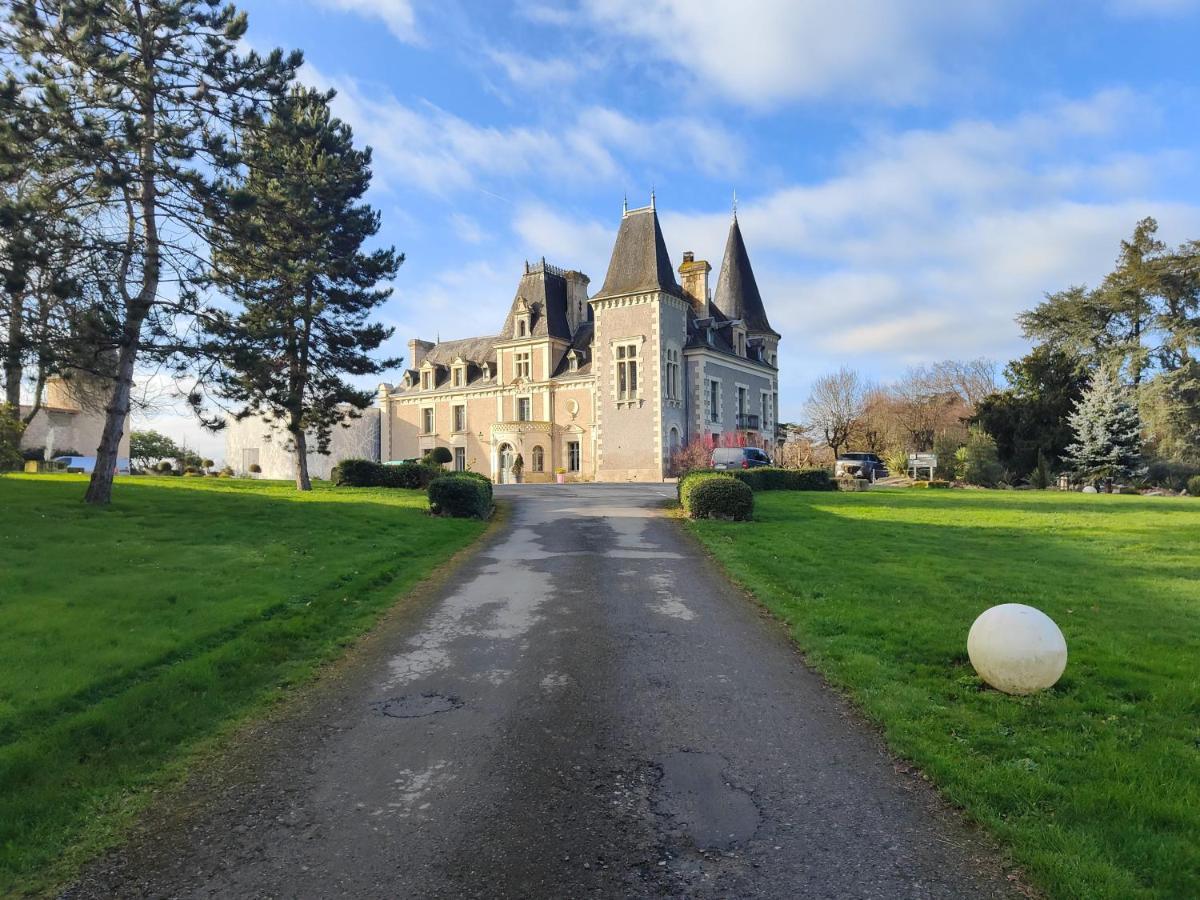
202;86;402;491
1064;367;1144;484
3;1;299;504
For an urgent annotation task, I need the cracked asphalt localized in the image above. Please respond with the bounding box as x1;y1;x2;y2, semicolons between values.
67;483;1020;899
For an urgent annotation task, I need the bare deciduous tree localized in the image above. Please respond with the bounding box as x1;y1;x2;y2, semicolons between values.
804;367;866;460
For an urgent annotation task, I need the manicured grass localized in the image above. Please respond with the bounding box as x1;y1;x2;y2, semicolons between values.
688;489;1199;899
0;474;486;894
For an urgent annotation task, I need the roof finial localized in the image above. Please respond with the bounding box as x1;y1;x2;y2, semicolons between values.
650;187;656;210
732;189;738;220
622;193;628;215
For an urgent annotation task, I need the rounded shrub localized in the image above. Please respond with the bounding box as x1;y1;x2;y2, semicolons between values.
248;463;262;474
428;475;492;519
424;446;453;466
155;461;174;473
1187;474;1200;497
685;476;753;520
445;469;493;502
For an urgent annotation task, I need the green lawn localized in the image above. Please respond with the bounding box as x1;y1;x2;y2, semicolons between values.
0;474;486;894
688;489;1199;899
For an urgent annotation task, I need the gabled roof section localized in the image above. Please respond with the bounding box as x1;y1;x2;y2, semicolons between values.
713;216;777;336
500;261;573;341
594;206;682;300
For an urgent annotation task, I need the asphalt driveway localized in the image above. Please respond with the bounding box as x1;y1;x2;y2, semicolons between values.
68;483;1018;898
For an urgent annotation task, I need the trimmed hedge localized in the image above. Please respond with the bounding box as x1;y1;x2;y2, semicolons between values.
911;479;951;489
1187;474;1200;497
678;466;833;500
679;470;732;506
333;458;443;489
684;476;754;520
428;475;492;519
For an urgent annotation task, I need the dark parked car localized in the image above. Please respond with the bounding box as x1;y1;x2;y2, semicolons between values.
712;447;772;470
835;452;888;481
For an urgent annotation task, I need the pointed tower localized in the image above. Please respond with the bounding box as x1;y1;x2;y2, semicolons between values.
713;215;778;339
590;198;691;481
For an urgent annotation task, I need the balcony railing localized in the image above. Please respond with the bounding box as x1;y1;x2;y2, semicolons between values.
736;413;760;430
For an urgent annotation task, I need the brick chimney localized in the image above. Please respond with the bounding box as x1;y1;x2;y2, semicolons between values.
678;251;711;315
408;338;435;369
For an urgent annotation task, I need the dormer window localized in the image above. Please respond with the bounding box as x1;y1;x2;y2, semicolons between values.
482;362;492;379
452;365;464;388
567;351;579;372
421;370;431;391
513;296;532;339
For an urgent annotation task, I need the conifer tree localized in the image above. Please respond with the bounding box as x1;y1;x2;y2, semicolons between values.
2;1;299;504
202;86;402;491
1064;367;1144;484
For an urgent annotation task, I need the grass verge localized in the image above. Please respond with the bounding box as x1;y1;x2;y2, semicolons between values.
0;474;486;894
686;488;1199;899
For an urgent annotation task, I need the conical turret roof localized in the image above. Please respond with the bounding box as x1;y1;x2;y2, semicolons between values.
594;205;682;299
713;216;776;336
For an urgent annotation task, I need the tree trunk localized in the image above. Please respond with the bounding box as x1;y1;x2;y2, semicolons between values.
4;292;23;409
292;424;312;491
84;335;139;504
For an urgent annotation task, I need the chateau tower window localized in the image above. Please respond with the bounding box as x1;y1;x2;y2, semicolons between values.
421;407;434;434
531;445;544;472
567;441;581;472
664;348;680;402
616;342;640;401
515;351;531;380
517;397;532;421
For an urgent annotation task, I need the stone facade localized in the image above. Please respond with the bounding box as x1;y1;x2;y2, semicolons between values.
224;409;381;480
18;377;130;461
379;200;781;483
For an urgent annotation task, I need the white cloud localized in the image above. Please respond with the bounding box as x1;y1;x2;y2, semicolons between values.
313;0;420;43
486;49;581;89
637;91;1198;411
449;212;487;244
575;0;1009;106
301;64;746;194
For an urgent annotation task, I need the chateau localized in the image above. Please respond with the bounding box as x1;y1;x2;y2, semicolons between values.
378;198;780;482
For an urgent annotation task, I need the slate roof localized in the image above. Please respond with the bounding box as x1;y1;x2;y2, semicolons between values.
713;217;778;337
499;266;574;341
593;206;682;299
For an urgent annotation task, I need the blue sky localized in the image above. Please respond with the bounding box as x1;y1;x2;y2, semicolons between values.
138;0;1200;457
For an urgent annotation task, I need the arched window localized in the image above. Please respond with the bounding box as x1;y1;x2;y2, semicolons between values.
531;445;545;472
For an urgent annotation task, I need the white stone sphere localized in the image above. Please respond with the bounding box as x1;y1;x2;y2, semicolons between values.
967;604;1067;695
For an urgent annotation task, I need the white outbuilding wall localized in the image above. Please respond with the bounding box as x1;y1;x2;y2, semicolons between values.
224;409;380;480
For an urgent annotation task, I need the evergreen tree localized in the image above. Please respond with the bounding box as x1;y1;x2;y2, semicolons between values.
2;1;299;504
1064;367;1144;484
202;86;402;491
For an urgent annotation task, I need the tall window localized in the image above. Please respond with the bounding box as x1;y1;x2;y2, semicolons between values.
664;348;680;401
531;445;544;472
515;351;531;379
421;370;431;390
708;380;720;422
422;407;434;434
567;441;581;472
517;397;532;421
737;386;748;415
616;342;639;400
452;366;463;387
453;404;466;433
454;447;466;471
